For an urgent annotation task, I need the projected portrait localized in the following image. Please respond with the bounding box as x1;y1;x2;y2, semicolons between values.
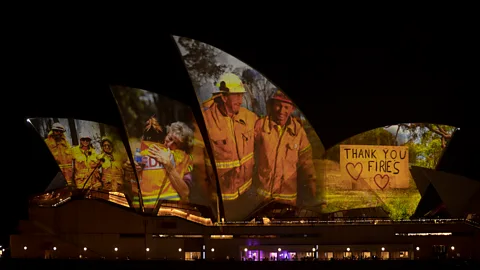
111;86;216;211
174;36;326;220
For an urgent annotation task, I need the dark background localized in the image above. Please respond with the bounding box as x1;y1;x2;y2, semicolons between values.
2;17;477;247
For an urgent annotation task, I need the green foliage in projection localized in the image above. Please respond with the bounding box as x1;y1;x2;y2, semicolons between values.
380;177;422;220
398;124;456;169
111;86;153;139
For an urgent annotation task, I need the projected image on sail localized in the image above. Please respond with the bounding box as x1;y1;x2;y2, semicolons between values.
111;86;217;214
27;118;136;208
321;123;458;220
174;36;326;220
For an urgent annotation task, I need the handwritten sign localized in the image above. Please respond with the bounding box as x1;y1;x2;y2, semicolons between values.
340;145;409;190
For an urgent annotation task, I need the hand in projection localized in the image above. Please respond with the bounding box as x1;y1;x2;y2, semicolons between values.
148;144;172;169
123;160;143;173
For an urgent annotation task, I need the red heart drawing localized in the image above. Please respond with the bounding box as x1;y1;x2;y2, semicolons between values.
374;174;390;190
346;162;363;180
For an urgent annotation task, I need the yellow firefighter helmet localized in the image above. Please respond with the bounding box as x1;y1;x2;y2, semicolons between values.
214;73;246;94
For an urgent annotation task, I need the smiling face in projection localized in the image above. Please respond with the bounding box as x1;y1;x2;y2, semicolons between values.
222;93;244;115
272;100;294;126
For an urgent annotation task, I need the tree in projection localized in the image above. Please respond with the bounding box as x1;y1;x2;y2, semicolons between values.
235;68;276;116
176;37;229;91
111;87;155;139
396;124;456;169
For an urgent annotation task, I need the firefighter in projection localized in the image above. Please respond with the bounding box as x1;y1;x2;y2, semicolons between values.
136;118;194;207
202;73;258;201
97;137;124;192
71;132;99;189
44;123;74;186
254;90;317;207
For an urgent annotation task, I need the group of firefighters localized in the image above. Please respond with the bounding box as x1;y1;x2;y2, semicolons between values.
201;73;318;212
44;125;124;192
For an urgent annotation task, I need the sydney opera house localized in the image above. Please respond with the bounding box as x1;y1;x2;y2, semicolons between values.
10;34;479;262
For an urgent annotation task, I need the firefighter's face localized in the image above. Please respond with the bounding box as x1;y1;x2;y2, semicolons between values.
164;132;179;150
52;129;64;139
222;93;244;114
80;138;91;147
272;100;294;125
102;141;113;154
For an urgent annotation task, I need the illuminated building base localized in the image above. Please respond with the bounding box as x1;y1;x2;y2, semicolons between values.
10;198;479;260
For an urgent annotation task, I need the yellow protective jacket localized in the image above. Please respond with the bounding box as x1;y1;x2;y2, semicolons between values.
99;152;124;192
254;116;316;206
139;141;193;208
44;131;73;185
202;102;257;200
72;145;99;189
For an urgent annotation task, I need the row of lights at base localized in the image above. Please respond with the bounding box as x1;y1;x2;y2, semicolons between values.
241;246;457;252
21;246;456;252
243;248;318;252
346;246;455;252
21;246;215;252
